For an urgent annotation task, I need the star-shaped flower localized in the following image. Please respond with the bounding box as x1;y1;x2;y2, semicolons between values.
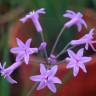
0;62;18;84
20;8;45;32
70;28;96;51
30;64;62;93
10;38;38;64
66;48;92;77
63;10;87;32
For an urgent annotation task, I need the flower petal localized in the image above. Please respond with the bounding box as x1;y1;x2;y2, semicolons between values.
91;41;96;43
73;66;79;77
20;15;30;23
47;82;56;93
6;75;17;84
77;48;84;57
16;54;24;62
63;13;74;19
10;47;23;54
0;62;2;70
16;38;25;48
24;53;29;64
48;65;58;77
66;62;74;69
89;43;96;52
25;38;32;48
40;64;47;75
29;48;38;54
37;81;46;90
77;23;82;32
36;8;46;14
70;39;85;45
32;14;42;32
67;49;76;59
81;57;92;63
30;75;42;81
3;62;6;69
89;28;94;36
66;10;75;15
52;77;62;84
81;19;87;29
79;63;87;73
85;43;89;50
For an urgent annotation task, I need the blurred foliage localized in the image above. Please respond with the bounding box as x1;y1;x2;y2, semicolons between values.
0;0;96;96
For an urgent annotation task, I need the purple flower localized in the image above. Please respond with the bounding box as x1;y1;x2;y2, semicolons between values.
48;54;57;65
70;28;96;51
0;62;21;84
20;8;45;32
63;10;87;32
10;38;38;64
66;48;92;77
39;42;47;51
30;64;62;93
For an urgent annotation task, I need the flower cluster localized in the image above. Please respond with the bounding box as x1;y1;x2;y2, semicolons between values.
0;8;95;94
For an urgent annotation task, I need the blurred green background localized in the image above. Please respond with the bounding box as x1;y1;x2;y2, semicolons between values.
0;0;96;96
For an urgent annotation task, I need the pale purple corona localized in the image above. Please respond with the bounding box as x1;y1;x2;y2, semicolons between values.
30;64;62;93
20;8;45;32
39;42;47;51
63;10;87;32
66;48;92;77
48;54;57;65
0;62;21;84
70;28;96;51
10;38;38;64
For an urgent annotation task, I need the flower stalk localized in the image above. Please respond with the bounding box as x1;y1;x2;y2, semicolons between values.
51;26;65;54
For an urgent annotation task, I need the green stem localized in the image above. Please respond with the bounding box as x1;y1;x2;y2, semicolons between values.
40;32;48;60
40;32;44;42
27;82;39;96
56;59;67;65
50;26;65;54
56;42;70;58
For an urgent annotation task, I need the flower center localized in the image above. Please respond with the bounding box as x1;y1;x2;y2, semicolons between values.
75;58;80;63
24;48;27;53
44;76;48;81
